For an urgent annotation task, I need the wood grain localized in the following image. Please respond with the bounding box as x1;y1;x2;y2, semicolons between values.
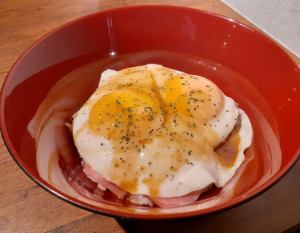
0;1;299;233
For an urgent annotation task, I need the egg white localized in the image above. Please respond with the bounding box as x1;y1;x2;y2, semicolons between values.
72;65;253;198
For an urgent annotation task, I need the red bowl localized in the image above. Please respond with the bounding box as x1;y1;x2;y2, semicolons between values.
1;5;299;219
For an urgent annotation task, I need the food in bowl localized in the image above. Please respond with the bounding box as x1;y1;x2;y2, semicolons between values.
3;5;294;218
70;64;253;208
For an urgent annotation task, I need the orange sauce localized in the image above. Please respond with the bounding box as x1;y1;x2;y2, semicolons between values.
216;118;241;168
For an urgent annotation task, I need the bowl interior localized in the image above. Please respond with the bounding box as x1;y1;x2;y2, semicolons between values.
1;5;300;219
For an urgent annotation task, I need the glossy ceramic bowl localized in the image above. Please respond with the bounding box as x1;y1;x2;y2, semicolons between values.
1;5;299;219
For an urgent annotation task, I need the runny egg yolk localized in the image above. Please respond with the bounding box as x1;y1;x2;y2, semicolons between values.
89;87;162;143
159;75;222;124
161;76;192;120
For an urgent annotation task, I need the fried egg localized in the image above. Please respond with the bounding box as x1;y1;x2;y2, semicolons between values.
72;64;253;198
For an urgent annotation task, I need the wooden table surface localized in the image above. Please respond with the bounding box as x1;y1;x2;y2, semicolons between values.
0;1;299;232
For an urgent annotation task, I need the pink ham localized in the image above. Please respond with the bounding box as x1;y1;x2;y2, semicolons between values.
82;163;206;208
69;179;104;202
57;127;204;208
56;127;104;201
129;194;154;207
83;164;127;199
152;190;202;208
